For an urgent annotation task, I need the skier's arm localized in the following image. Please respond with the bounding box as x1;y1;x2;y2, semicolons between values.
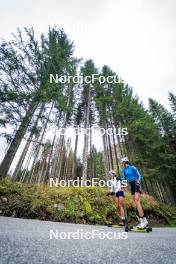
133;166;142;183
114;179;121;193
106;178;115;195
109;179;114;193
121;170;127;189
121;169;126;181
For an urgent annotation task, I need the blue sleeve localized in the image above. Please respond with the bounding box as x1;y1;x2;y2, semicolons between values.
121;169;126;181
132;166;142;182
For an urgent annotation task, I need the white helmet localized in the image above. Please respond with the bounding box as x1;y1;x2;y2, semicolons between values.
108;170;116;177
121;157;129;163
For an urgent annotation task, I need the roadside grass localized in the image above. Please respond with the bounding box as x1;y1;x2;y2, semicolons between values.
0;179;176;226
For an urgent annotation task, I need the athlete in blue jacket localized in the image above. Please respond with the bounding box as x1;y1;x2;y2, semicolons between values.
121;157;148;229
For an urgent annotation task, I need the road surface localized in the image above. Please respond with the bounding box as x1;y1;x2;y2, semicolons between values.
0;216;176;264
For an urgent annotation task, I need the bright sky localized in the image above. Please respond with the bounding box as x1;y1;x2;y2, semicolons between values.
0;0;176;163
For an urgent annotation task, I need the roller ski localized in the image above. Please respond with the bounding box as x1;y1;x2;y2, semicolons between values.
107;224;122;228
128;217;152;233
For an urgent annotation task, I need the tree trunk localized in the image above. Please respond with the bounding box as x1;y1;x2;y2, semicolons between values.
29;103;53;183
106;122;114;170
52;84;72;180
0;100;38;178
82;87;91;182
102;134;109;179
12;103;45;181
72;131;79;179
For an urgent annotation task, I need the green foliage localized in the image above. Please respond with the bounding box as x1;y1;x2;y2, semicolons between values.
0;26;78;139
149;98;175;138
93;65;176;202
0;180;176;226
148;97;176;194
89;147;106;179
169;92;176;116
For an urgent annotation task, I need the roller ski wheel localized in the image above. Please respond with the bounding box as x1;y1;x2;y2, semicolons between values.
125;226;129;232
146;226;152;232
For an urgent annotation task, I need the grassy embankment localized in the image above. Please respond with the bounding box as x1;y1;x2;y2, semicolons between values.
0;179;176;226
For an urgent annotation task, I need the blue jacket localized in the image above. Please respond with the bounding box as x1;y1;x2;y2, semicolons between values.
121;165;142;183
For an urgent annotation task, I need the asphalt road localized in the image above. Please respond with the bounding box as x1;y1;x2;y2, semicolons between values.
0;216;176;264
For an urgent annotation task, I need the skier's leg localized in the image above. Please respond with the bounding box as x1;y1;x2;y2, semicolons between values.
133;191;148;228
115;191;125;225
133;192;144;217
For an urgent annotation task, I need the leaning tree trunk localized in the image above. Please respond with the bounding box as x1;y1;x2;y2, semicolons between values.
0;100;38;178
12;103;45;181
42;116;61;183
29;103;54;183
110;118;120;176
